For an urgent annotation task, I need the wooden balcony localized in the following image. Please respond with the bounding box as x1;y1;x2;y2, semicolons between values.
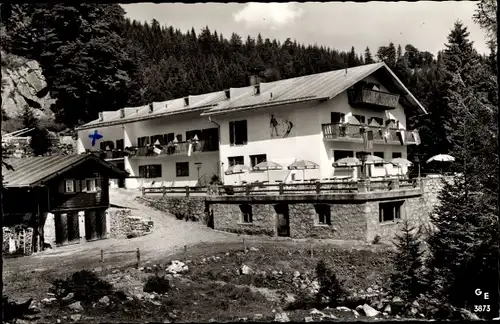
321;123;419;145
347;88;400;110
130;139;219;158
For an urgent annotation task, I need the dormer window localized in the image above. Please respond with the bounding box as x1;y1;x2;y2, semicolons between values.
224;89;230;99
119;109;125;118
184;97;189;106
254;84;260;95
98;112;104;121
149;103;154;113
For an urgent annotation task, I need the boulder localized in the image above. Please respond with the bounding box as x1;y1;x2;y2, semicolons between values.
274;312;290;322
166;260;188;274
62;293;75;301
305;316;314;322
457;308;480;320
70;314;82;322
98;296;110;306
293;271;300;278
240;265;252;275
362;304;380;317
383;304;392;314
68;301;84;312
336;306;351;312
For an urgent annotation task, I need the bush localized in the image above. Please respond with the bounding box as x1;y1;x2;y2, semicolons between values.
372;234;381;244
49;270;114;305
315;260;348;307
143;275;170;294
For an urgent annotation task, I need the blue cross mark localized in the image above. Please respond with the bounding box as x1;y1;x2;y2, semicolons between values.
89;130;103;147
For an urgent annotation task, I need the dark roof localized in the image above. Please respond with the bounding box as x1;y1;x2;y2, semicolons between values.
77;63;427;130
2;154;129;188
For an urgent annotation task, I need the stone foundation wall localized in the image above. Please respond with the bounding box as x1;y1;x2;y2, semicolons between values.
2;226;34;256
139;196;207;223
212;203;277;236
108;208;154;238
289;202;367;240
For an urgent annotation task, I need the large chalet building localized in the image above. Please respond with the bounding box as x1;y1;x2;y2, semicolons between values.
76;62;426;189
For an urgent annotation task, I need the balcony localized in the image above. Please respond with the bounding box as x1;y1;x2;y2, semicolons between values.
321;123;419;145
130;139;219;158
347;88;400;110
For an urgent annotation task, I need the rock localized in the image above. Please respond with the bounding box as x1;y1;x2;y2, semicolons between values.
98;296;110;306
41;297;57;304
150;300;162;306
362;304;380;317
352;310;360;318
310;308;324;316
375;301;384;310
373;284;380;290
412;300;420;308
166;260;188;274
392;296;403;304
336;306;351;312
458;308;480;320
409;307;418;317
395;315;400;319
305;316;314;322
57;319;61;323
284;294;296;304
367;287;374;293
250;247;259;251
293;271;300;278
68;301;84;312
240;265;252;275
383;304;392;314
70;314;82;322
355;305;364;312
63;292;75;301
274;312;290;322
253;314;263;320
209;319;216;322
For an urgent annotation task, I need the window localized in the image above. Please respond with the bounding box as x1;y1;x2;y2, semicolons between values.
228;156;244;167
366;82;381;90
139;165;162;178
186;130;202;141
254;85;260;95
368;117;384;126
331;112;345;124
392;152;402;159
176;134;183;142
379;201;404;222
137;136;150;147
229;120;248;145
334;150;354;161
64;180;75;193
374;151;385;167
164;133;175;144
150;135;164;145
176;162;189;177
250;154;267;168
83;179;97;192
314;204;331;225
353;115;366;124
116;139;124;150
239;204;253;223
100;141;114;150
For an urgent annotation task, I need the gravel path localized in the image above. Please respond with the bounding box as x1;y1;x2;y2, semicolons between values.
4;189;237;276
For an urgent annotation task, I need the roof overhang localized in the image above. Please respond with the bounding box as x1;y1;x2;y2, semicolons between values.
201;96;329;117
76;104;218;131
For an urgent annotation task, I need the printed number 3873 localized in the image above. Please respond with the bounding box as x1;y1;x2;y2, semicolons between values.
474;305;490;312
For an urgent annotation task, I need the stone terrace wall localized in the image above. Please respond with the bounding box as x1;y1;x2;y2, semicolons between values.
138;196;207;224
109;208;154;238
289;202;366;240
212;203;277;236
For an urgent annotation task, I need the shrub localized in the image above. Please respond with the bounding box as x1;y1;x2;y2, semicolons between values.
315;260;348;307
49;270;114;305
143;275;171;294
372;234;381;244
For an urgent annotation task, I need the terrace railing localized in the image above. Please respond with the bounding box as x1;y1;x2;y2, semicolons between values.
347;88;400;110
142;178;421;197
321;123;419;144
130;139;219;157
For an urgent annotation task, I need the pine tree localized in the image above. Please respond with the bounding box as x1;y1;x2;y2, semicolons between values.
21;105;37;130
390;220;426;301
364;47;374;64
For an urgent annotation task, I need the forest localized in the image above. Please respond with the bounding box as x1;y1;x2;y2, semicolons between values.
0;2;498;318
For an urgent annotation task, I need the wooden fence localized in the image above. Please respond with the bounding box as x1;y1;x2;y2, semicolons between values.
142;178;421;197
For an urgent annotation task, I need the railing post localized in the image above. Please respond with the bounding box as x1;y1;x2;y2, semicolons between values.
136;248;141;269
315;181;321;194
358;179;368;193
162;186;166;197
393;178;400;190
245;184;250;196
279;182;284;195
185;186;190;198
141;187;145;196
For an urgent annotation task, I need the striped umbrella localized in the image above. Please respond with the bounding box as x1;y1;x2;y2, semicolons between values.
288;160;319;180
253;161;283;183
332;157;361;167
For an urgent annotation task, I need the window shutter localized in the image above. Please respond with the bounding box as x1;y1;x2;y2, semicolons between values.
75;180;80;192
241;121;248;144
229;122;235;144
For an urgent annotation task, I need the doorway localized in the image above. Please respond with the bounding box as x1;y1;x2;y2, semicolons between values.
67;212;80;243
274;203;290;237
117;162;126;188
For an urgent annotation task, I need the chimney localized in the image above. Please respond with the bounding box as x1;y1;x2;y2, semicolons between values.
249;75;261;86
98;112;104;121
119;109;125;118
184;97;189;106
149;103;154;113
224;89;230;99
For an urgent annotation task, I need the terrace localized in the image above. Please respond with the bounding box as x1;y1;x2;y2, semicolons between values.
347;88;400;110
142;177;422;198
128;139;219;158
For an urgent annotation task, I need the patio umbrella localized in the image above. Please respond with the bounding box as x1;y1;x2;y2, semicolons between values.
253;161;283;183
288;160;319;180
225;164;251;183
364;155;389;165
391;157;413;177
426;154;455;163
332;157;361;167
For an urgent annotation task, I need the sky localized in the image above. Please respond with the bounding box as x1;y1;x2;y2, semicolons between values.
121;2;489;57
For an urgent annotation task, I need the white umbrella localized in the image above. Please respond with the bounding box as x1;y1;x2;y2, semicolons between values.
426;154;455;163
225;164;251;183
253;161;283;183
364;155;389;165
288;160;319;180
391;157;413;177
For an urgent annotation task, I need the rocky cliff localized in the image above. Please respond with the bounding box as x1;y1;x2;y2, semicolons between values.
1;50;56;126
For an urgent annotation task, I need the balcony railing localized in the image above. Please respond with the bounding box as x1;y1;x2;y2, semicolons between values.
130;139;219;157
321;123;419;144
347;88;400;110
